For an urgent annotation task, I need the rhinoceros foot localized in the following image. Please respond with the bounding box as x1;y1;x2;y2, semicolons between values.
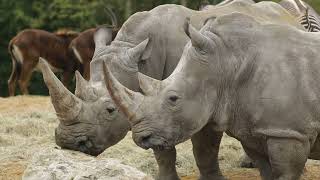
239;154;256;168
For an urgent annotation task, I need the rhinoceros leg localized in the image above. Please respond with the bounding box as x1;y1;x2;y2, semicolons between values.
191;124;224;180
153;147;179;180
242;145;273;180
308;135;320;160
239;153;255;168
267;138;308;180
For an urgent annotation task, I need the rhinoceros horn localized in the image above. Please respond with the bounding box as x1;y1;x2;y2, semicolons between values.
138;72;162;96
39;58;82;122
127;39;150;63
75;71;89;98
103;61;144;121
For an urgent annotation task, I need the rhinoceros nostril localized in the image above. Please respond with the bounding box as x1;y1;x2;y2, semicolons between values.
141;134;151;142
107;107;115;114
139;134;153;149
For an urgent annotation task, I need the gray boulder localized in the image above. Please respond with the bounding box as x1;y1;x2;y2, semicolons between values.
22;148;153;180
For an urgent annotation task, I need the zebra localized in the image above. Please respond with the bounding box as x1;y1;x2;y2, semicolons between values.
298;8;320;32
279;0;320;32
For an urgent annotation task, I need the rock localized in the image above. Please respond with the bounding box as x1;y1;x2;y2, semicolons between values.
22;147;153;180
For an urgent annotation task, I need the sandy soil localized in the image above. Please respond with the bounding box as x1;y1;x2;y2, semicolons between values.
1;96;320;180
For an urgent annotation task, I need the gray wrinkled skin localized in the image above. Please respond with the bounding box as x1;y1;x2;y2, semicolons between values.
44;1;306;180
107;13;320;180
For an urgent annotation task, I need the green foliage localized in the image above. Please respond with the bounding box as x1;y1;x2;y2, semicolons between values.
307;0;320;12
0;0;320;97
0;0;214;97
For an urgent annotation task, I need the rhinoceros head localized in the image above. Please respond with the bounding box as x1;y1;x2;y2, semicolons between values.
101;16;237;150
40;26;151;156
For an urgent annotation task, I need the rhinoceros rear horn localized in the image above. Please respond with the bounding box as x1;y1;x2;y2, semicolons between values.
138;72;162;96
39;58;82;122
75;71;90;98
127;38;150;63
102;61;144;121
184;18;210;50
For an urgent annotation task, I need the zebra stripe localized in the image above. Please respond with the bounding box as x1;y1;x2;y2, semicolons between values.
298;9;320;32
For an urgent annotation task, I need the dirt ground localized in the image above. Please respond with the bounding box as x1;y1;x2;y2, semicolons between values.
1;96;320;180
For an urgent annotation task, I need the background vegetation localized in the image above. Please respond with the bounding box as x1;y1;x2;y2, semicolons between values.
0;0;319;97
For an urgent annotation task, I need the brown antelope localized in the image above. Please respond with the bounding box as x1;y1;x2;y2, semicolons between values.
69;8;119;80
8;29;79;96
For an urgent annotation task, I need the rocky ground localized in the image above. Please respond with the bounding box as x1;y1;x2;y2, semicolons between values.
1;96;320;180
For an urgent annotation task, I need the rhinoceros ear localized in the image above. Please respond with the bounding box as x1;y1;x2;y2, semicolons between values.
138;72;161;96
184;17;210;50
141;38;152;61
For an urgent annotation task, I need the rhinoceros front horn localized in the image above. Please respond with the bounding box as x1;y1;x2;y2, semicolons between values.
102;61;144;121
39;58;82;122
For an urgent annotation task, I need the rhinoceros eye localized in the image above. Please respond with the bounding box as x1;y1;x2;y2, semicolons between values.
169;95;179;102
166;91;181;107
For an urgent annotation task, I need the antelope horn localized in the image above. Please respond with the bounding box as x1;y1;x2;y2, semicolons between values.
102;61;144;121
104;7;118;28
39;58;82;122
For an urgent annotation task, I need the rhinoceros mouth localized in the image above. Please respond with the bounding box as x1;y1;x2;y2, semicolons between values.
139;142;173;151
58;142;104;157
153;145;175;151
132;130;173;150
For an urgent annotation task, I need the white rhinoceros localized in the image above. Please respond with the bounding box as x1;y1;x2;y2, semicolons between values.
104;11;320;180
40;0;308;179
